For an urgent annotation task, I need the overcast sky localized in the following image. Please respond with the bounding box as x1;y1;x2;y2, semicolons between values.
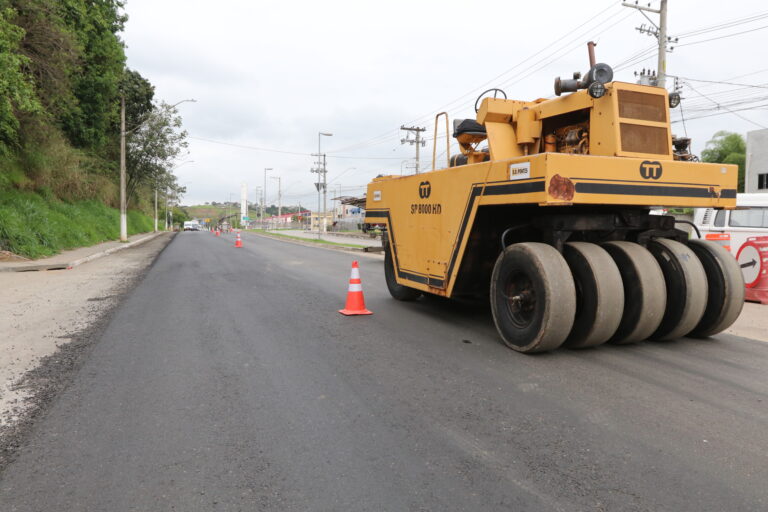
122;0;768;208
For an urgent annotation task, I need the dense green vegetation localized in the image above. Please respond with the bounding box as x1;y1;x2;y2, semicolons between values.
0;189;152;258
701;131;746;192
0;0;187;258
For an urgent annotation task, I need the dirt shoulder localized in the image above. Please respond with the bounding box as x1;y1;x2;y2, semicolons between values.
0;233;173;469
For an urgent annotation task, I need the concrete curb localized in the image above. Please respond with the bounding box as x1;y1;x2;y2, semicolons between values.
247;231;383;256
67;232;170;269
0;232;171;273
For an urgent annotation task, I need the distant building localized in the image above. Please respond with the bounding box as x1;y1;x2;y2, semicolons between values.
746;128;768;193
264;211;311;228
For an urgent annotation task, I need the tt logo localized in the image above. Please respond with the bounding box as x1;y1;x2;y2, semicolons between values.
418;181;432;199
640;161;663;180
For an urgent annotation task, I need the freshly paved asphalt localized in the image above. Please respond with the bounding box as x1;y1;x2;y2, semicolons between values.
2;231;768;511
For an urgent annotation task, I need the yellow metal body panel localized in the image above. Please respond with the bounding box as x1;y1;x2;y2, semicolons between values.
366;154;737;297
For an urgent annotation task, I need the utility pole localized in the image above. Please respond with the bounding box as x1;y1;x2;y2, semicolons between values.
311;132;332;236
119;96;128;241
164;186;169;230
240;182;247;228
154;185;158;232
400;125;426;174
271;176;281;224
263;167;272;228
623;0;673;88
322;154;328;233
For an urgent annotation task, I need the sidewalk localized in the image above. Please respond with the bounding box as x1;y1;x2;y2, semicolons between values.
0;232;164;272
726;302;768;343
267;229;381;248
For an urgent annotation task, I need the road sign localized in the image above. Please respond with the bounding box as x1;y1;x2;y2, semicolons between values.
242;216;250;221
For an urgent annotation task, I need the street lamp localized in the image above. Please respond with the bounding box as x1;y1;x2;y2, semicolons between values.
120;97;196;241
158;160;193;232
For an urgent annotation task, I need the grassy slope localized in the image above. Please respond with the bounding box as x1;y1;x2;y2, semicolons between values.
0;189;153;259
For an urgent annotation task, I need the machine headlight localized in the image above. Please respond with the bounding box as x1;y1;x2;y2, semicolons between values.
669;92;681;108
588;81;606;99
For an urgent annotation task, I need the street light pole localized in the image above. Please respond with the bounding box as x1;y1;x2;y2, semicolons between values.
119;97;195;241
120;96;128;241
154;186;158;232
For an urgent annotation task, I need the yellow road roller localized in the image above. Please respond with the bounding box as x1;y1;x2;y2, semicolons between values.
365;48;745;353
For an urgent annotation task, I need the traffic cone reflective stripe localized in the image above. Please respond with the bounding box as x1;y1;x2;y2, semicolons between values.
339;261;372;316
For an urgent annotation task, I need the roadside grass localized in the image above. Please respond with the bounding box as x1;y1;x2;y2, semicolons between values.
246;229;368;249
0;189;153;259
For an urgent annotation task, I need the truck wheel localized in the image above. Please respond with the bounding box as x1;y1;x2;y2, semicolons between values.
384;247;422;301
562;242;624;348
647;239;708;341
602;241;667;344
688;240;745;338
490;243;576;353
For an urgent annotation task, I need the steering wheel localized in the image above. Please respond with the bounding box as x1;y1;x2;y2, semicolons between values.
474;88;508;113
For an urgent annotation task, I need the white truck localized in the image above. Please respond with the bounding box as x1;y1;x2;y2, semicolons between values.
183;220;201;231
695;193;768;254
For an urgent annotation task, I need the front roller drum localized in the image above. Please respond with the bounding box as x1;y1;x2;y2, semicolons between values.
490;243;576;353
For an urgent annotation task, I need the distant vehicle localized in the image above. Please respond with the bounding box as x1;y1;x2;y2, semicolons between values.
183;221;201;231
695;193;768;255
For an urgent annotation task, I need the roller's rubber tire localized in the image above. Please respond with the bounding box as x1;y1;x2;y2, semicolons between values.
562;242;625;348
384;246;422;301
647;239;708;341
688;240;745;337
602;241;667;344
490;243;576;353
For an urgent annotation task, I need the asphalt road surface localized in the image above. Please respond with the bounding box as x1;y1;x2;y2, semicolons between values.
2;231;767;511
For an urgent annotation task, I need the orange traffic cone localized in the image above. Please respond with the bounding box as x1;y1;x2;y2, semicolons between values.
216;229;220;236
234;233;243;248
339;261;372;315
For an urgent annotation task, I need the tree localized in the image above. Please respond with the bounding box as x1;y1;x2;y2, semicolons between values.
121;69;154;129
701;131;746;192
125;100;188;205
9;0;79;120
57;0;127;152
0;6;41;155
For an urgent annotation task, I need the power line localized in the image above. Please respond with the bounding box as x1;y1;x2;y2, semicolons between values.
326;0;620;155
671;76;768;90
683;81;768;128
676;11;768;38
675;24;768;48
671;103;768;123
188;135;404;160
